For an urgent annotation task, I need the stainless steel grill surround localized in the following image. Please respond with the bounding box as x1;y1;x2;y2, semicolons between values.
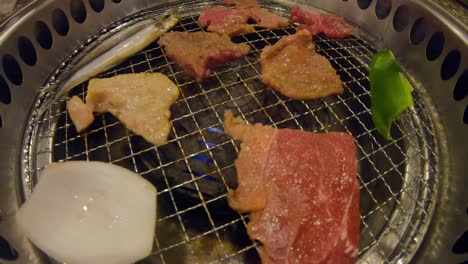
0;0;466;263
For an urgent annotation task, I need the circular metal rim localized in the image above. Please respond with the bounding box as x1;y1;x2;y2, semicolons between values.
21;3;440;263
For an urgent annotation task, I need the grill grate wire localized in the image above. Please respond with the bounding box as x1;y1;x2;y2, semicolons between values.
28;6;438;264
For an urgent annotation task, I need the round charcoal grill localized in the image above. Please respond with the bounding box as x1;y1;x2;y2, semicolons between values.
0;0;467;263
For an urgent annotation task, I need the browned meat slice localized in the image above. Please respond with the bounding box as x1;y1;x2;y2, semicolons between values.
198;7;255;37
224;110;360;264
199;0;288;36
198;6;234;27
67;73;179;146
158;31;251;80
67;96;94;133
290;6;354;39
247;8;288;29
223;0;287;28
261;30;343;99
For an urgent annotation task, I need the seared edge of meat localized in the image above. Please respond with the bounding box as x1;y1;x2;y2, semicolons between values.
67;96;94;133
224;110;278;212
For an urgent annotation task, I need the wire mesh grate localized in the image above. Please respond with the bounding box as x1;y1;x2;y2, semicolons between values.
26;3;438;263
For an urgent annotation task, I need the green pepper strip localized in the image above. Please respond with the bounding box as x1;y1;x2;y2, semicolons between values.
370;50;414;140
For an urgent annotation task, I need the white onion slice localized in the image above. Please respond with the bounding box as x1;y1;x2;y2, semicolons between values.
16;161;157;264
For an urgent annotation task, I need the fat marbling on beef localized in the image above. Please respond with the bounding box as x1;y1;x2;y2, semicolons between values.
261;30;343;100
290;5;354;39
224;110;360;264
158;31;251;80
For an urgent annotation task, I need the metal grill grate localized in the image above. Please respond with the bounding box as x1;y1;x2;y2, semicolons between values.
25;3;438;263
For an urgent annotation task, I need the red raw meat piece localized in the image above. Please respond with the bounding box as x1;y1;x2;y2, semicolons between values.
224;110;360;264
290;5;353;39
158;32;250;80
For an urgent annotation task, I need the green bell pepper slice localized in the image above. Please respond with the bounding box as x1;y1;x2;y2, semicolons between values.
370;50;414;140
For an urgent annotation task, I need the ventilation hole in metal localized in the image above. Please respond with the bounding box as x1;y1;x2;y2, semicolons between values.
453;70;468;101
464;106;468;125
453;230;468;254
112;0;122;3
441;50;461;80
18;36;37;66
375;0;391;20
70;0;87;23
393;5;410;32
52;9;70;36
426;32;444;61
35;21;53;49
2;55;23;86
89;0;105;12
0;236;18;260
357;0;372;9
0;75;11;104
410;17;426;45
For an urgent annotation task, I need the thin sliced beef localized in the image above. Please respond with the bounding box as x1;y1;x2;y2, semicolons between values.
198;0;288;36
261;30;343;99
224;110;277;212
158;31;251;80
198;7;255;37
248;8;289;29
224;110;360;264
290;5;353;39
198;6;234;26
